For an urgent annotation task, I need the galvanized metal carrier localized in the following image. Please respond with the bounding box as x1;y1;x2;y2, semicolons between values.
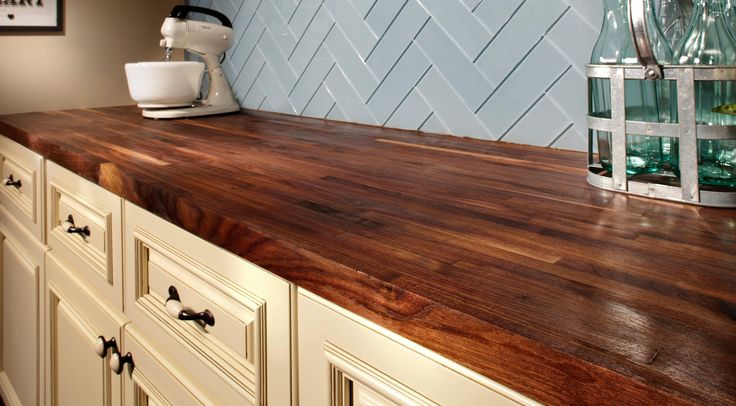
586;0;736;208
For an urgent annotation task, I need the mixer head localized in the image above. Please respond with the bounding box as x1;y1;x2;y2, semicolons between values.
159;5;235;58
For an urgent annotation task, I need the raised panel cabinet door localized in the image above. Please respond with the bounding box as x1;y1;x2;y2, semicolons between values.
45;252;125;406
0;232;42;406
298;289;538;406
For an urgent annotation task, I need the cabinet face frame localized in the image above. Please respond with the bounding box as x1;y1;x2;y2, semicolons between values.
45;252;126;406
298;289;538;406
0;222;45;406
123;201;295;406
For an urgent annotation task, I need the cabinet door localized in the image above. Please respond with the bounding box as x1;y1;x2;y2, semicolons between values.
45;252;125;406
0;230;43;406
298;289;537;406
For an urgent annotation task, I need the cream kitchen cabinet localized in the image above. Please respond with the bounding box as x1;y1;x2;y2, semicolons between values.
38;160;295;405
42;159;126;406
298;289;538;406
0;137;46;406
0;131;535;406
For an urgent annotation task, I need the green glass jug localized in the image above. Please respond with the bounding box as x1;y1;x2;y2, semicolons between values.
590;0;675;175
673;0;736;187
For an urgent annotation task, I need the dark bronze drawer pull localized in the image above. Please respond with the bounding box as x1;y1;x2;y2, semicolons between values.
165;285;215;327
62;214;91;237
4;175;21;189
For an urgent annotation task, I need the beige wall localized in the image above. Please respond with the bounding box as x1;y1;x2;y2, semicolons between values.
0;0;180;115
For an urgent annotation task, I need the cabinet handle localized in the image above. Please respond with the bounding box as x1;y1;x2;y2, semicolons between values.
62;214;91;237
109;351;134;375
165;286;215;327
4;175;21;189
94;336;118;358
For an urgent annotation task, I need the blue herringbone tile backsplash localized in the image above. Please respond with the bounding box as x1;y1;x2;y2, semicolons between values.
188;0;601;151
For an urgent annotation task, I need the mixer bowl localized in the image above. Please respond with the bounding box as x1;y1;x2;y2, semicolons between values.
125;61;205;108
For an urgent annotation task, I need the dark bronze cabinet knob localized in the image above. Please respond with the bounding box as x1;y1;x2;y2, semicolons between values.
94;336;118;358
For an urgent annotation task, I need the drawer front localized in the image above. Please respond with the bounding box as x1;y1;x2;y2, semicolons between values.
124;202;293;406
298;289;539;406
46;160;123;309
0;136;44;241
122;325;224;406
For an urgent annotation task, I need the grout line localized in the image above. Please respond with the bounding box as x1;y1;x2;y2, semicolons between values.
289;22;335;95
324;102;337;118
287;0;305;25
474;34;543;114
382;63;433;126
498;92;545;141
300;63;336;115
232;26;267;84
546;65;573;93
547;122;575;147
365;0;410;61
545;6;570;35
288;0;327;60
363;0;379;19
417;111;434;131
472;0;527;64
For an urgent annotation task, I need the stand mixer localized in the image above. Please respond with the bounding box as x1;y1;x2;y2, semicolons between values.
141;5;240;119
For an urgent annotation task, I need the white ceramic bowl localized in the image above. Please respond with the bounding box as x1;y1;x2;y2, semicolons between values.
125;61;205;108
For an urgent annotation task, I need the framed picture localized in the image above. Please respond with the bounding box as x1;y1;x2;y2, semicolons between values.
0;0;62;32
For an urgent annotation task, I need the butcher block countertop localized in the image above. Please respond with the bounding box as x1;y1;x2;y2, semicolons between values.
0;106;734;405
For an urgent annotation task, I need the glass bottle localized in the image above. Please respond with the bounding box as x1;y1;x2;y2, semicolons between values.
725;0;736;36
590;0;675;175
673;0;736;187
658;0;690;50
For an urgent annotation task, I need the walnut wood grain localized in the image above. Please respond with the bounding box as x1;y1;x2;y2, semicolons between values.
0;106;734;405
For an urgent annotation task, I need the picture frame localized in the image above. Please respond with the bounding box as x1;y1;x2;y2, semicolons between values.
0;0;63;32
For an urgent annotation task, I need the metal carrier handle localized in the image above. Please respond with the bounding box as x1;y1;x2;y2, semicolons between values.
628;0;662;80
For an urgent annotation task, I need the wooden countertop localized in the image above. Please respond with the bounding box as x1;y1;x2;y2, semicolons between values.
0;106;734;405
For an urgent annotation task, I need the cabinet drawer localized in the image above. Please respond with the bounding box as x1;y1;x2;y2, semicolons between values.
46;160;123;309
123;202;293;406
298;289;539;406
0;136;44;242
